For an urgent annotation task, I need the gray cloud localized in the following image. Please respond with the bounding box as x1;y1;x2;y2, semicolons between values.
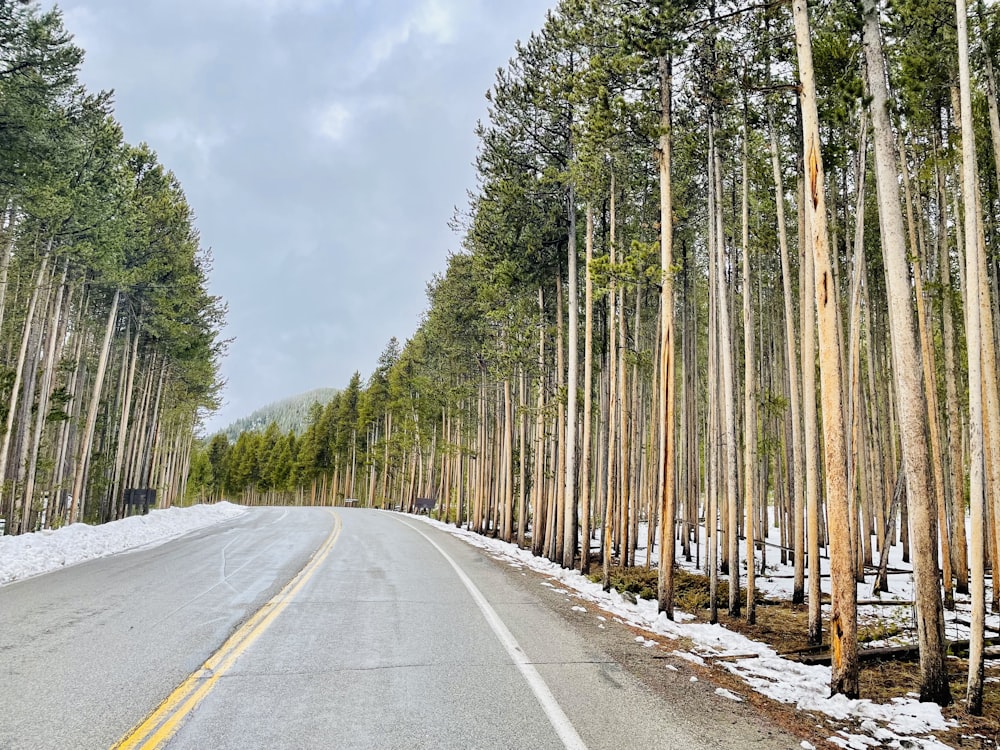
55;0;553;432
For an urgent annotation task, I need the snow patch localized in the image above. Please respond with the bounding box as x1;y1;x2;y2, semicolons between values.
0;502;246;586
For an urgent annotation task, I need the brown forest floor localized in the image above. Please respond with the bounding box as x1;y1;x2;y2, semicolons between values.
597;566;1000;749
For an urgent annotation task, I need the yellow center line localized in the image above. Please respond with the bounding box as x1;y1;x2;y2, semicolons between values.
111;510;343;750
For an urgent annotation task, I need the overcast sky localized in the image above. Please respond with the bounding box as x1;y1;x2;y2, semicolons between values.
52;0;554;433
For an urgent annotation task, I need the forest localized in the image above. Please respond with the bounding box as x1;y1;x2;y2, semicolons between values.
191;0;999;716
217;388;338;442
0;5;224;532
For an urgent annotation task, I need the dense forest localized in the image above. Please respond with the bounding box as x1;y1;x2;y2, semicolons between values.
192;0;1000;713
217;388;337;442
0;4;224;531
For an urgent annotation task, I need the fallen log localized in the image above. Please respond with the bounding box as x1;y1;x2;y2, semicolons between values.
796;636;1000;665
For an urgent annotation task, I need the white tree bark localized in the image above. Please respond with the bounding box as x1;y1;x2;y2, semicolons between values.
70;289;121;524
793;0;857;697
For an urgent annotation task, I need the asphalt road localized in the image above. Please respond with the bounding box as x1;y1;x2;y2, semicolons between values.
0;507;806;749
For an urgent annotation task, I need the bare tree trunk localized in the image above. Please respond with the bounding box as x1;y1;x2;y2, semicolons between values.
846;115;869;585
617;279;629;568
794;0;857;697
580;204;595;573
70;289;120;524
21;261;69;532
502;377;514;542
769;111;806;606
957;0;987;714
518;369;528;547
602;173;619;590
862;0;950;704
533;287;547;557
741;106;756;625
900;141;953;606
0;249;49;528
936;139;970;596
109;327;140;521
563;185;578;568
711;117;740;618
656;55;678;617
707;133;720;625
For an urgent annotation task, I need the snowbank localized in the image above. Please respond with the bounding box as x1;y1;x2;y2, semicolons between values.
0;502;247;586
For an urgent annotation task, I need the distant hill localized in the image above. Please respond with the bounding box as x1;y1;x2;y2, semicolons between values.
218;388;338;440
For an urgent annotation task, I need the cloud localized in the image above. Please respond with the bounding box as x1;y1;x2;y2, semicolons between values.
414;0;457;42
363;0;458;78
146;118;227;173
310;96;399;145
217;0;330;18
315;102;352;142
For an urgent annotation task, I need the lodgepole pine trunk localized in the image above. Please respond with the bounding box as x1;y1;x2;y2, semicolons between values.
711;117;740;618
518;369;528;547
957;0;987;714
580;204;595;573
533;287;547;557
794;0;857;695
554;273;566;562
707;129;720;625
0;248;49;528
21;261;69;532
563;184;578;568
109;327;140;521
602;172;619;590
862;0;950;704
70;289;120;524
741;106;756;625
656;55;678;617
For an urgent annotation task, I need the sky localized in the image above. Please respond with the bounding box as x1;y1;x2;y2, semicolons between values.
51;0;555;433
0;503;967;750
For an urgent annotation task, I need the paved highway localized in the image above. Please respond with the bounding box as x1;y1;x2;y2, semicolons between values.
0;507;805;749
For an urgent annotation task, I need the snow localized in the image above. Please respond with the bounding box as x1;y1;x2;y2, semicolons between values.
0;501;981;750
0;502;246;586
715;687;743;702
413;515;968;750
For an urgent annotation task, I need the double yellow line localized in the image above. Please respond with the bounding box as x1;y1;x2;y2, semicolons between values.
113;510;343;750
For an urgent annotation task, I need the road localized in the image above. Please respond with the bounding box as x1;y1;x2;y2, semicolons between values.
0;507;806;749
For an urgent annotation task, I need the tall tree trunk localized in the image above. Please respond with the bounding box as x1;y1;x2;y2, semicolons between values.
712;117;740;618
656;55;678;617
769;111;806;606
580;204;595;573
563;185;578;568
109;326;140;522
936;139;970;596
741;106;756;625
957;0;987;714
502;377;514;542
0;248;49;528
517;370;528;547
793;0;858;697
70;289;121;524
533;287;547;558
862;0;950;704
22;262;69;532
603;172;619;590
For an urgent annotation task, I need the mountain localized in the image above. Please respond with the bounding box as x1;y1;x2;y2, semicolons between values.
217;388;338;440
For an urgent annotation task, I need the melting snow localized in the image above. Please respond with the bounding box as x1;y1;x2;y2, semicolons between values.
0;502;246;586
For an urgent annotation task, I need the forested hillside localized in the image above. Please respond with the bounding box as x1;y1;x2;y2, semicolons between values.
218;388;337;441
192;0;1000;714
0;5;224;532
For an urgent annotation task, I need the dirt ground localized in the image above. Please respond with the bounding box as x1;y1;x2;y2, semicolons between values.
596;566;1000;749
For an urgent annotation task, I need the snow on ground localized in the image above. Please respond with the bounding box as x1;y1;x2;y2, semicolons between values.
0;502;246;586
0;502;986;749
414;515;969;750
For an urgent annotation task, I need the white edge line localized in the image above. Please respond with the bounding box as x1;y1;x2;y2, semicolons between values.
398;519;588;750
